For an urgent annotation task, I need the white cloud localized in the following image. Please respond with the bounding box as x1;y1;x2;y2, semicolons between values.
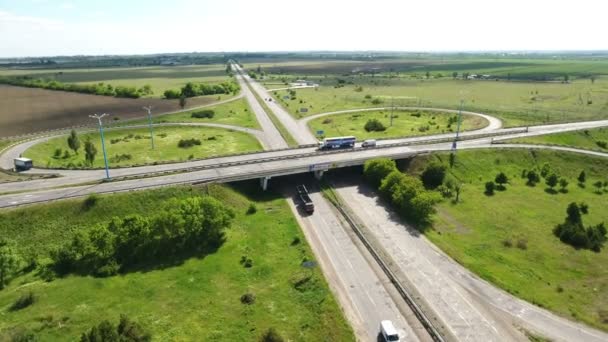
61;3;74;10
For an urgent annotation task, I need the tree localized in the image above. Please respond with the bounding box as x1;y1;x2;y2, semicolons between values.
485;181;495;195
364;119;386;132
591;75;596;84
420;162;446;189
578;170;586;184
67;129;81;154
463;72;470;80
559;178;569;192
0;239;20;289
495;172;509;188
425;71;430;79
84;139;97;166
564;74;569;83
526;170;540;186
540;163;552;178
363;158;397;187
452;71;458;79
546;173;559;190
179;95;187;109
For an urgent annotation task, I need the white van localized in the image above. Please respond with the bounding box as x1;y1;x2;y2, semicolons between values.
362;139;377;148
380;320;400;341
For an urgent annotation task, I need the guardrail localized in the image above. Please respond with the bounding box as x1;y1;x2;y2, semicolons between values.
108;127;528;182
325;188;445;342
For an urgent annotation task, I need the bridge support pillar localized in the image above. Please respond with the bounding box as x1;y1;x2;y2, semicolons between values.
314;170;325;180
260;176;270;191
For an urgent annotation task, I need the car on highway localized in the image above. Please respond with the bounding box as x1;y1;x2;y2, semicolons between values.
379;320;400;341
361;139;377;148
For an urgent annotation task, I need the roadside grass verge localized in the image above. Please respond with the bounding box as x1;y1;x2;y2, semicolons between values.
0;183;354;341
23;126;262;169
505;127;608;152
308;109;486;140
405;149;608;331
117;97;260;129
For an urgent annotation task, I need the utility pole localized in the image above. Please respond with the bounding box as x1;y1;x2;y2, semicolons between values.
452;99;464;151
390;97;394;127
143;106;155;150
89;113;110;180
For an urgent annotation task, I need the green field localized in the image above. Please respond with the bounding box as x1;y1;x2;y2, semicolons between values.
120;97;260;129
406;149;608;330
507;127;608;152
308;110;487;140
269;77;608;127
24;126;261;168
0;65;230;98
0;184;354;341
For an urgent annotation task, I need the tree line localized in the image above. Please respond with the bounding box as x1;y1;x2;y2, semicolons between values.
52;196;234;277
163;81;239;99
0;76;152;98
364;158;441;225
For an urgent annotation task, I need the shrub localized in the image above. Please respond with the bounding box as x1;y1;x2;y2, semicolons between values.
364;94;372;99
10;292;36;311
158;133;167;138
291;237;301;246
516;239;528;250
240;293;256;305
553;202;607;252
526;170;540;186
420;162;446;189
322;118;333;124
485;181;495;195
80;315;151;342
502;239;513;248
240;256;253;268
82;194;99;210
177;138;201;148
62;150;70;159
579;202;589;214
191;110;215;119
246;202;257;215
597;141;607;149
371;98;382;105
546;173;559;190
260;328;284;342
364;118;386;132
53;148;62;158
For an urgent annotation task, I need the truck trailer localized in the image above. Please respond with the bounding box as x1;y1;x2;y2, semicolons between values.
296;185;314;214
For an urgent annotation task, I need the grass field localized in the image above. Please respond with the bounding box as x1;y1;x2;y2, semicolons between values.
507;127;608;152
137;97;259;129
23;126;261;168
308;109;487;140
0;183;354;341
0;85;233;138
405;149;608;331
0;65;231;98
269;77;608;126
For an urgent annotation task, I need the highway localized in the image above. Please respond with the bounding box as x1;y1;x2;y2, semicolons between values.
285;187;428;341
334;182;608;342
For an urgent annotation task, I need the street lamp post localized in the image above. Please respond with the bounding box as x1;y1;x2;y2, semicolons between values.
143;106;155;150
452;99;464;151
89;113;110;180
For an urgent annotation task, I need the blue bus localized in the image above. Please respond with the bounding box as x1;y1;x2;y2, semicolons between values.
318;136;356;150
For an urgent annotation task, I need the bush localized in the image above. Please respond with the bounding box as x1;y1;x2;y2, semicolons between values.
260;328;284;342
420;162;446;189
495;172;509;188
526;170;540;186
291;237;301;246
177;138;202;148
553;202;607;252
80;315;151;342
240;293;256;305
10;292;36;311
82;194;99;210
485;181;495;195
516;239;528;250
321;118;333;124
240;256;253;268
246;202;257;215
596;141;607;149
363;158;397;187
191;110;215;119
371;98;382;105
53;148;62;158
364;118;386;132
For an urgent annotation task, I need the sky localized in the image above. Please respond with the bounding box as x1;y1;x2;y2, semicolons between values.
0;0;607;58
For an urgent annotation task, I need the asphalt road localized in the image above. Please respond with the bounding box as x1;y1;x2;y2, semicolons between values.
232;64;288;149
285;187;427;341
335;182;608;342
